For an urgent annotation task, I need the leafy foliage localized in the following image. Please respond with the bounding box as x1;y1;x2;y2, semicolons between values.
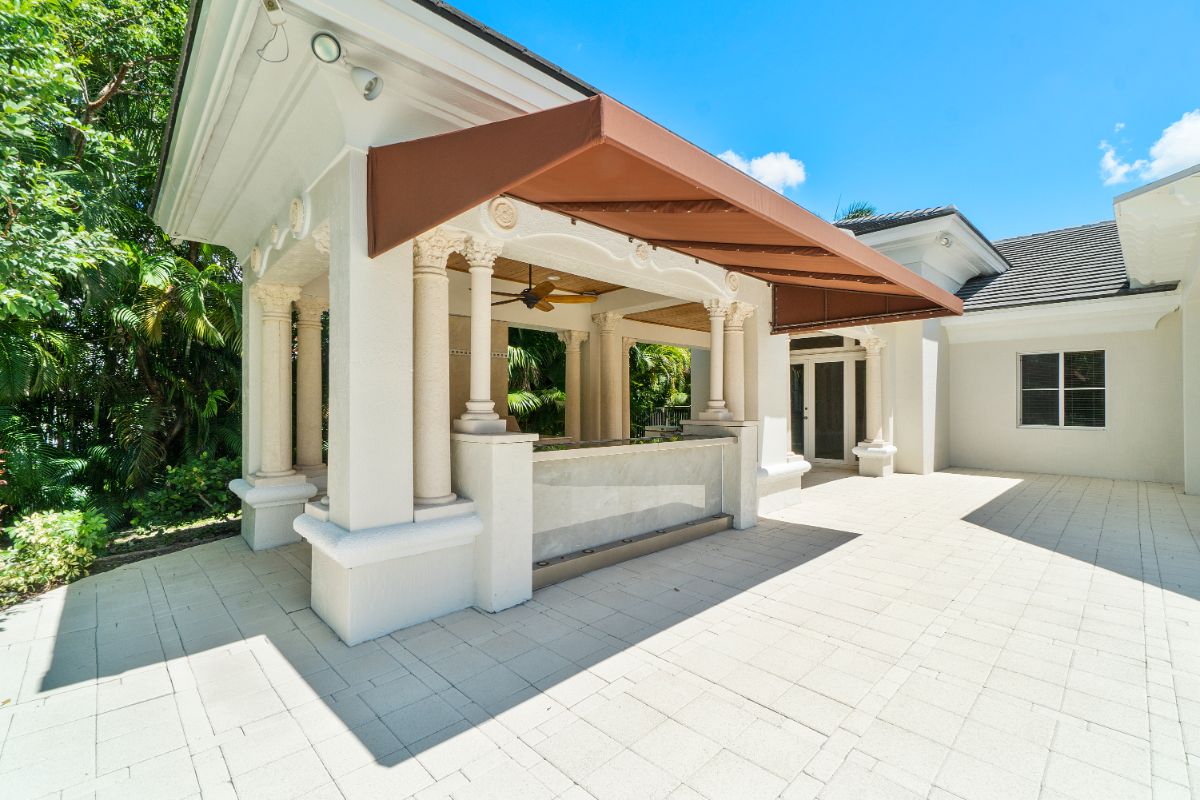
128;453;240;528
506;328;690;438
0;0;241;526
0;508;108;604
836;201;878;221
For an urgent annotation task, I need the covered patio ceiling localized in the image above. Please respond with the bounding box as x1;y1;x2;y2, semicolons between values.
368;95;963;332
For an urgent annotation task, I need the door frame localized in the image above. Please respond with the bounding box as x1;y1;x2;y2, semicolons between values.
789;344;865;465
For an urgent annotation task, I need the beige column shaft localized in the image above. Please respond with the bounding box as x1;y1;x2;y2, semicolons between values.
413;229;465;505
294;297;327;470
863;336;885;444
704;300;730;417
594;311;623;440
455;237;507;434
253;283;301;478
622;337;635;437
722;303;753;421
558;330;588;440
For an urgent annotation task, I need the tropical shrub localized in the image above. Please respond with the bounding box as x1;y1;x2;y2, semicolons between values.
128;453;240;528
0;509;109;603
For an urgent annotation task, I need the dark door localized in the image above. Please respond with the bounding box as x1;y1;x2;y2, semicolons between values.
789;364;804;453
814;361;844;459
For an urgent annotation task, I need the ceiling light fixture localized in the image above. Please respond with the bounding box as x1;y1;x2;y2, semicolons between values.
310;32;341;63
309;32;382;101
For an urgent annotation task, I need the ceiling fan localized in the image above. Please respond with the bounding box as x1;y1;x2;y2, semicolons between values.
491;265;599;312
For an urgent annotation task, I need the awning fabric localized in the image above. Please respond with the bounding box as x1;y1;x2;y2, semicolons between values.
367;95;962;332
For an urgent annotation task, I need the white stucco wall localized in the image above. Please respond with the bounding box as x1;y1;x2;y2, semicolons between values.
948;312;1183;483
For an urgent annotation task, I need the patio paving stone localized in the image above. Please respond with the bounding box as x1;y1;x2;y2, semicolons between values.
3;468;1200;798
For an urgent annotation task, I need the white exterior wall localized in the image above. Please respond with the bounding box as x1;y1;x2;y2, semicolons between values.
1184;286;1200;494
948;312;1183;483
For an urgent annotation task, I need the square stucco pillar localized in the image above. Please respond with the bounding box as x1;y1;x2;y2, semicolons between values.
452;432;538;611
1185;285;1200;494
295;154;480;645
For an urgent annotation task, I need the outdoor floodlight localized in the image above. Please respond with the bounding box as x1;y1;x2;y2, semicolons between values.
310;32;341;63
350;66;383;101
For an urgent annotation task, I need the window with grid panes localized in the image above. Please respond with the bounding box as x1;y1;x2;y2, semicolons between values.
1019;351;1105;428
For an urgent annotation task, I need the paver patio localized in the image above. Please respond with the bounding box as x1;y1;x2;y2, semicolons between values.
3;468;1200;799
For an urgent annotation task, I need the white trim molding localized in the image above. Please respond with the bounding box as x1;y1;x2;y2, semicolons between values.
942;292;1181;344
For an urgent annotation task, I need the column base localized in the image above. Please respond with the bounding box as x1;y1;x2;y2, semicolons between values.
696;407;733;421
452;416;507;434
295;463;327;492
852;442;897;477
230;476;317;551
415;492;458;506
757;456;812;514
294;506;481;645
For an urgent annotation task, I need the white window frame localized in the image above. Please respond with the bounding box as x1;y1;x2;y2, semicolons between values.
1016;350;1107;431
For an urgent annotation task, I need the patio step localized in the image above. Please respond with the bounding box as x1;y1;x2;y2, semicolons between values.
532;513;733;590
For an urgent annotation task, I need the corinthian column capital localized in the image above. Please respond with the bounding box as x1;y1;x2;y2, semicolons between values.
413;227;467;273
557;329;589;351
703;298;730;319
861;335;886;355
724;302;755;330
592;311;623;332
462;236;503;268
293;295;328;325
252;283;301;318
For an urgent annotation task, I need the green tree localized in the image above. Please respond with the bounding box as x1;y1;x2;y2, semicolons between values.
628;343;689;435
507;328;566;436
0;0;240;524
836;201;877;221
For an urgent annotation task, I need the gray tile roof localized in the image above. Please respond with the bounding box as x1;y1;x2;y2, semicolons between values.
956;220;1174;311
834;206;958;235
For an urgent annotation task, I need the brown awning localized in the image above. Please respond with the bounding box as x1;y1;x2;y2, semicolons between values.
368;95;962;332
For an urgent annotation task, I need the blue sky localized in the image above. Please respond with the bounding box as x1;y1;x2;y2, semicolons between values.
452;0;1200;240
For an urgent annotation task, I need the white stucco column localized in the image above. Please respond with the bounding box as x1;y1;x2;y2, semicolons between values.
229;282;315;552
254;283;302;478
294;296;327;474
698;299;732;421
558;330;588;440
594;311;624;439
852;335;896;477
622;336;635;437
454;236;506;434
722;302;754;421
413;228;466;505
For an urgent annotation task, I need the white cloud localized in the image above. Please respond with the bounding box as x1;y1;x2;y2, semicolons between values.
1113;122;1125;133
718;149;806;192
1097;109;1200;185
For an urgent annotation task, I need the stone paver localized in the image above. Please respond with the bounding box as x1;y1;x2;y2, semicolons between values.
2;468;1200;799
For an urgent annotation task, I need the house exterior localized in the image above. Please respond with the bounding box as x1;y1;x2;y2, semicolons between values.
152;0;1199;646
816;176;1200;491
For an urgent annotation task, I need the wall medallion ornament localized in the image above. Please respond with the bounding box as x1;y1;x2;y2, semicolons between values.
634;242;650;261
249;246;262;274
488;197;518;230
725;271;741;292
311;222;331;256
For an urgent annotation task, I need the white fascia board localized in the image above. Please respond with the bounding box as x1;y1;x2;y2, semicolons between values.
856;216;1008;288
153;0;260;237
942;291;1181;344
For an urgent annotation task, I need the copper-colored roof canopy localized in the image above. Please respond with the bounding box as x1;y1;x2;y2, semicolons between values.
368;95;962;332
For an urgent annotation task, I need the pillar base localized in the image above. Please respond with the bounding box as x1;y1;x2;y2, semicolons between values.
696;408;734;421
415;492;458;507
452;416;508;434
758;456;812;514
295;463;327;492
230;476;317;551
852;442;897;478
294;506;482;645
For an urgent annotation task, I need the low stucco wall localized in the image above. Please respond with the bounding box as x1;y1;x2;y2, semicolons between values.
948;312;1183;484
532;438;729;561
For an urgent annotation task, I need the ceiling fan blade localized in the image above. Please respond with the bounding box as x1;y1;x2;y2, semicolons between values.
544;294;598;303
491;291;525;297
491;298;522;307
534;299;555;312
530;280;556;300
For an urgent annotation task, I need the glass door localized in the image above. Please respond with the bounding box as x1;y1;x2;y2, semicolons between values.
789;364;804;453
814;361;845;460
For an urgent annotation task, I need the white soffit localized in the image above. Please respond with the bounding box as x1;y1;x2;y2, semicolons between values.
854;216;1009;290
1115;164;1200;288
155;0;588;254
942;291;1181;344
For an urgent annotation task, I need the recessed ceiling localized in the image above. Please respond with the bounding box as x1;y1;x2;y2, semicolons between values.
446;253;622;296
625;302;710;332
